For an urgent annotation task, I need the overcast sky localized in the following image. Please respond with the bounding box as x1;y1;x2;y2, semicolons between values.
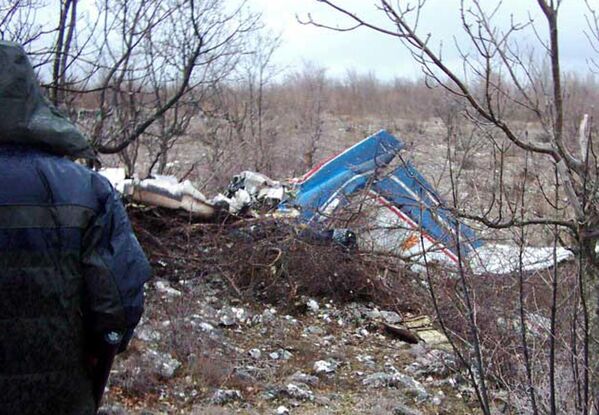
247;0;597;80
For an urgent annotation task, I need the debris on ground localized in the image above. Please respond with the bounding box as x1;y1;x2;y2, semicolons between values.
101;129;573;275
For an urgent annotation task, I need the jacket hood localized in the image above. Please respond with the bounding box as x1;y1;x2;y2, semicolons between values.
0;41;95;159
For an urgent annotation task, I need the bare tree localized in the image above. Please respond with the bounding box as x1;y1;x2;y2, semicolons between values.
1;0;261;176
0;0;48;46
285;62;327;171
304;1;599;413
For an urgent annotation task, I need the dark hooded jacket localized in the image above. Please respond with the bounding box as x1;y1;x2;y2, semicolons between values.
0;42;151;414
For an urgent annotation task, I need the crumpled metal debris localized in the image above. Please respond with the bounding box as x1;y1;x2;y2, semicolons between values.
101;129;573;274
99;169;216;218
214;171;289;215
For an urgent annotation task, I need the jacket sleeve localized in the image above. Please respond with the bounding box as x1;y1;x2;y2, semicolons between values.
81;179;151;352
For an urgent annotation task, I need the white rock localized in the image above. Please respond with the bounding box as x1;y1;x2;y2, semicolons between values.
356;354;375;364
365;309;381;319
306;299;319;313
144;349;181;379
199;322;215;332
313;360;337;374
304;325;324;335
287;371;319;386
232;307;247;323
362;372;429;400
276;406;290;415
271;348;293;361
211;389;243;405
136;326;161;342
285;383;314;401
249;348;262;359
154;280;182;298
262;308;276;324
380;310;402;324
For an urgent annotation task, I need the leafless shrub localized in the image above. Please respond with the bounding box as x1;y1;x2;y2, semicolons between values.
109;342;163;398
130;207;425;314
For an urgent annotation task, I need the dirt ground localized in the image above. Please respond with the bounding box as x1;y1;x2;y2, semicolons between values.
98;207;484;415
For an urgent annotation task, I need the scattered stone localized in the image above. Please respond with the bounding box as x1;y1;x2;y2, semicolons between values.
393;403;423;415
135;326;161;343
306;298;319;313
362;372;428;400
219;311;236;326
218;306;249;326
268;348;293;360
304;325;325;335
276;405;290;415
395;373;429;400
284;315;299;325
365;308;381;320
431;391;445;406
287;371;319;386
233;307;248;323
269;349;293;360
261;388;279;401
97;404;127;415
313;359;337;374
321;335;336;346
283;383;314;401
406;349;456;378
144;349;181;379
199;322;215;332
363;372;394;388
356;354;376;368
154;280;182;298
249;348;262;359
262;308;277;324
211;389;243;405
380;310;402;324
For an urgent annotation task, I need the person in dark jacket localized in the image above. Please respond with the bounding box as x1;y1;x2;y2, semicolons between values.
0;41;151;414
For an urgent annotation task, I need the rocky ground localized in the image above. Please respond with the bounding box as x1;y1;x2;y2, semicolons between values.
97;210;484;415
100;279;480;415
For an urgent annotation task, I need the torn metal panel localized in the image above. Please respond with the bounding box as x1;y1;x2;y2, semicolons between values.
468;244;573;274
100;129;574;274
99;169;216;218
127;178;216;218
220;171;289;215
290;130;403;221
356;194;466;266
289;130;481;266
371;161;483;258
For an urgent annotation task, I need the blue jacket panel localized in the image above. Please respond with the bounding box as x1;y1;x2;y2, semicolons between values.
0;145;151;414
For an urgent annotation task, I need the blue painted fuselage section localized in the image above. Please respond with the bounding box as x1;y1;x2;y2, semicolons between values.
290;130;482;256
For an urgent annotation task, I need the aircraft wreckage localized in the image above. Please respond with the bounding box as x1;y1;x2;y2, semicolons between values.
101;130;572;274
